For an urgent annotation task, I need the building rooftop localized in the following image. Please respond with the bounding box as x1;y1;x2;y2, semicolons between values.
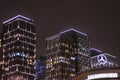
90;48;102;56
46;28;87;41
60;28;87;36
90;48;102;53
3;15;32;24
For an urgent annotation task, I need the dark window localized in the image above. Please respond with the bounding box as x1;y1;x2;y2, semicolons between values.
31;25;35;33
19;20;26;29
13;21;18;29
3;25;9;33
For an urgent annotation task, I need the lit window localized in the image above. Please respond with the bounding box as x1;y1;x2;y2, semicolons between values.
16;52;20;56
71;57;76;60
65;49;69;53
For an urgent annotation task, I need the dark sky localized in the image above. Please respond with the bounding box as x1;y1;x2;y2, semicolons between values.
0;0;120;64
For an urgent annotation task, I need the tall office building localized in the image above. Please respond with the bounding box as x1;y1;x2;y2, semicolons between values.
45;29;90;80
2;15;36;80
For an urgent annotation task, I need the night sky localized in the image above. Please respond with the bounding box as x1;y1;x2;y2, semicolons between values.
0;0;120;64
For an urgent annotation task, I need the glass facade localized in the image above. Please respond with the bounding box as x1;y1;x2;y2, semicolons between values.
45;29;90;80
2;15;36;80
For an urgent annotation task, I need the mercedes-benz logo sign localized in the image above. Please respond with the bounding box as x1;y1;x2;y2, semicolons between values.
97;54;107;65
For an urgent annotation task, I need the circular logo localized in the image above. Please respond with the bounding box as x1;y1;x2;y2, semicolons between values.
97;54;107;65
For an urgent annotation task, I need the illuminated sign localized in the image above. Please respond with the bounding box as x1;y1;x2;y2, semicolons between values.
87;73;118;79
97;54;107;65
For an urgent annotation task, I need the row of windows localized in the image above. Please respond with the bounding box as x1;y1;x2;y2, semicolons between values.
4;40;35;51
4;36;35;46
19;20;35;33
4;47;35;55
4;58;34;68
46;73;73;80
47;52;74;60
4;66;34;74
3;20;35;33
4;29;35;40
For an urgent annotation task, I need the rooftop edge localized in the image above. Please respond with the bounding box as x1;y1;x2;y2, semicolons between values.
3;15;32;24
60;28;87;36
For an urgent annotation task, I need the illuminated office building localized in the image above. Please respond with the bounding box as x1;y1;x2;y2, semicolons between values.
45;29;90;80
2;15;36;80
